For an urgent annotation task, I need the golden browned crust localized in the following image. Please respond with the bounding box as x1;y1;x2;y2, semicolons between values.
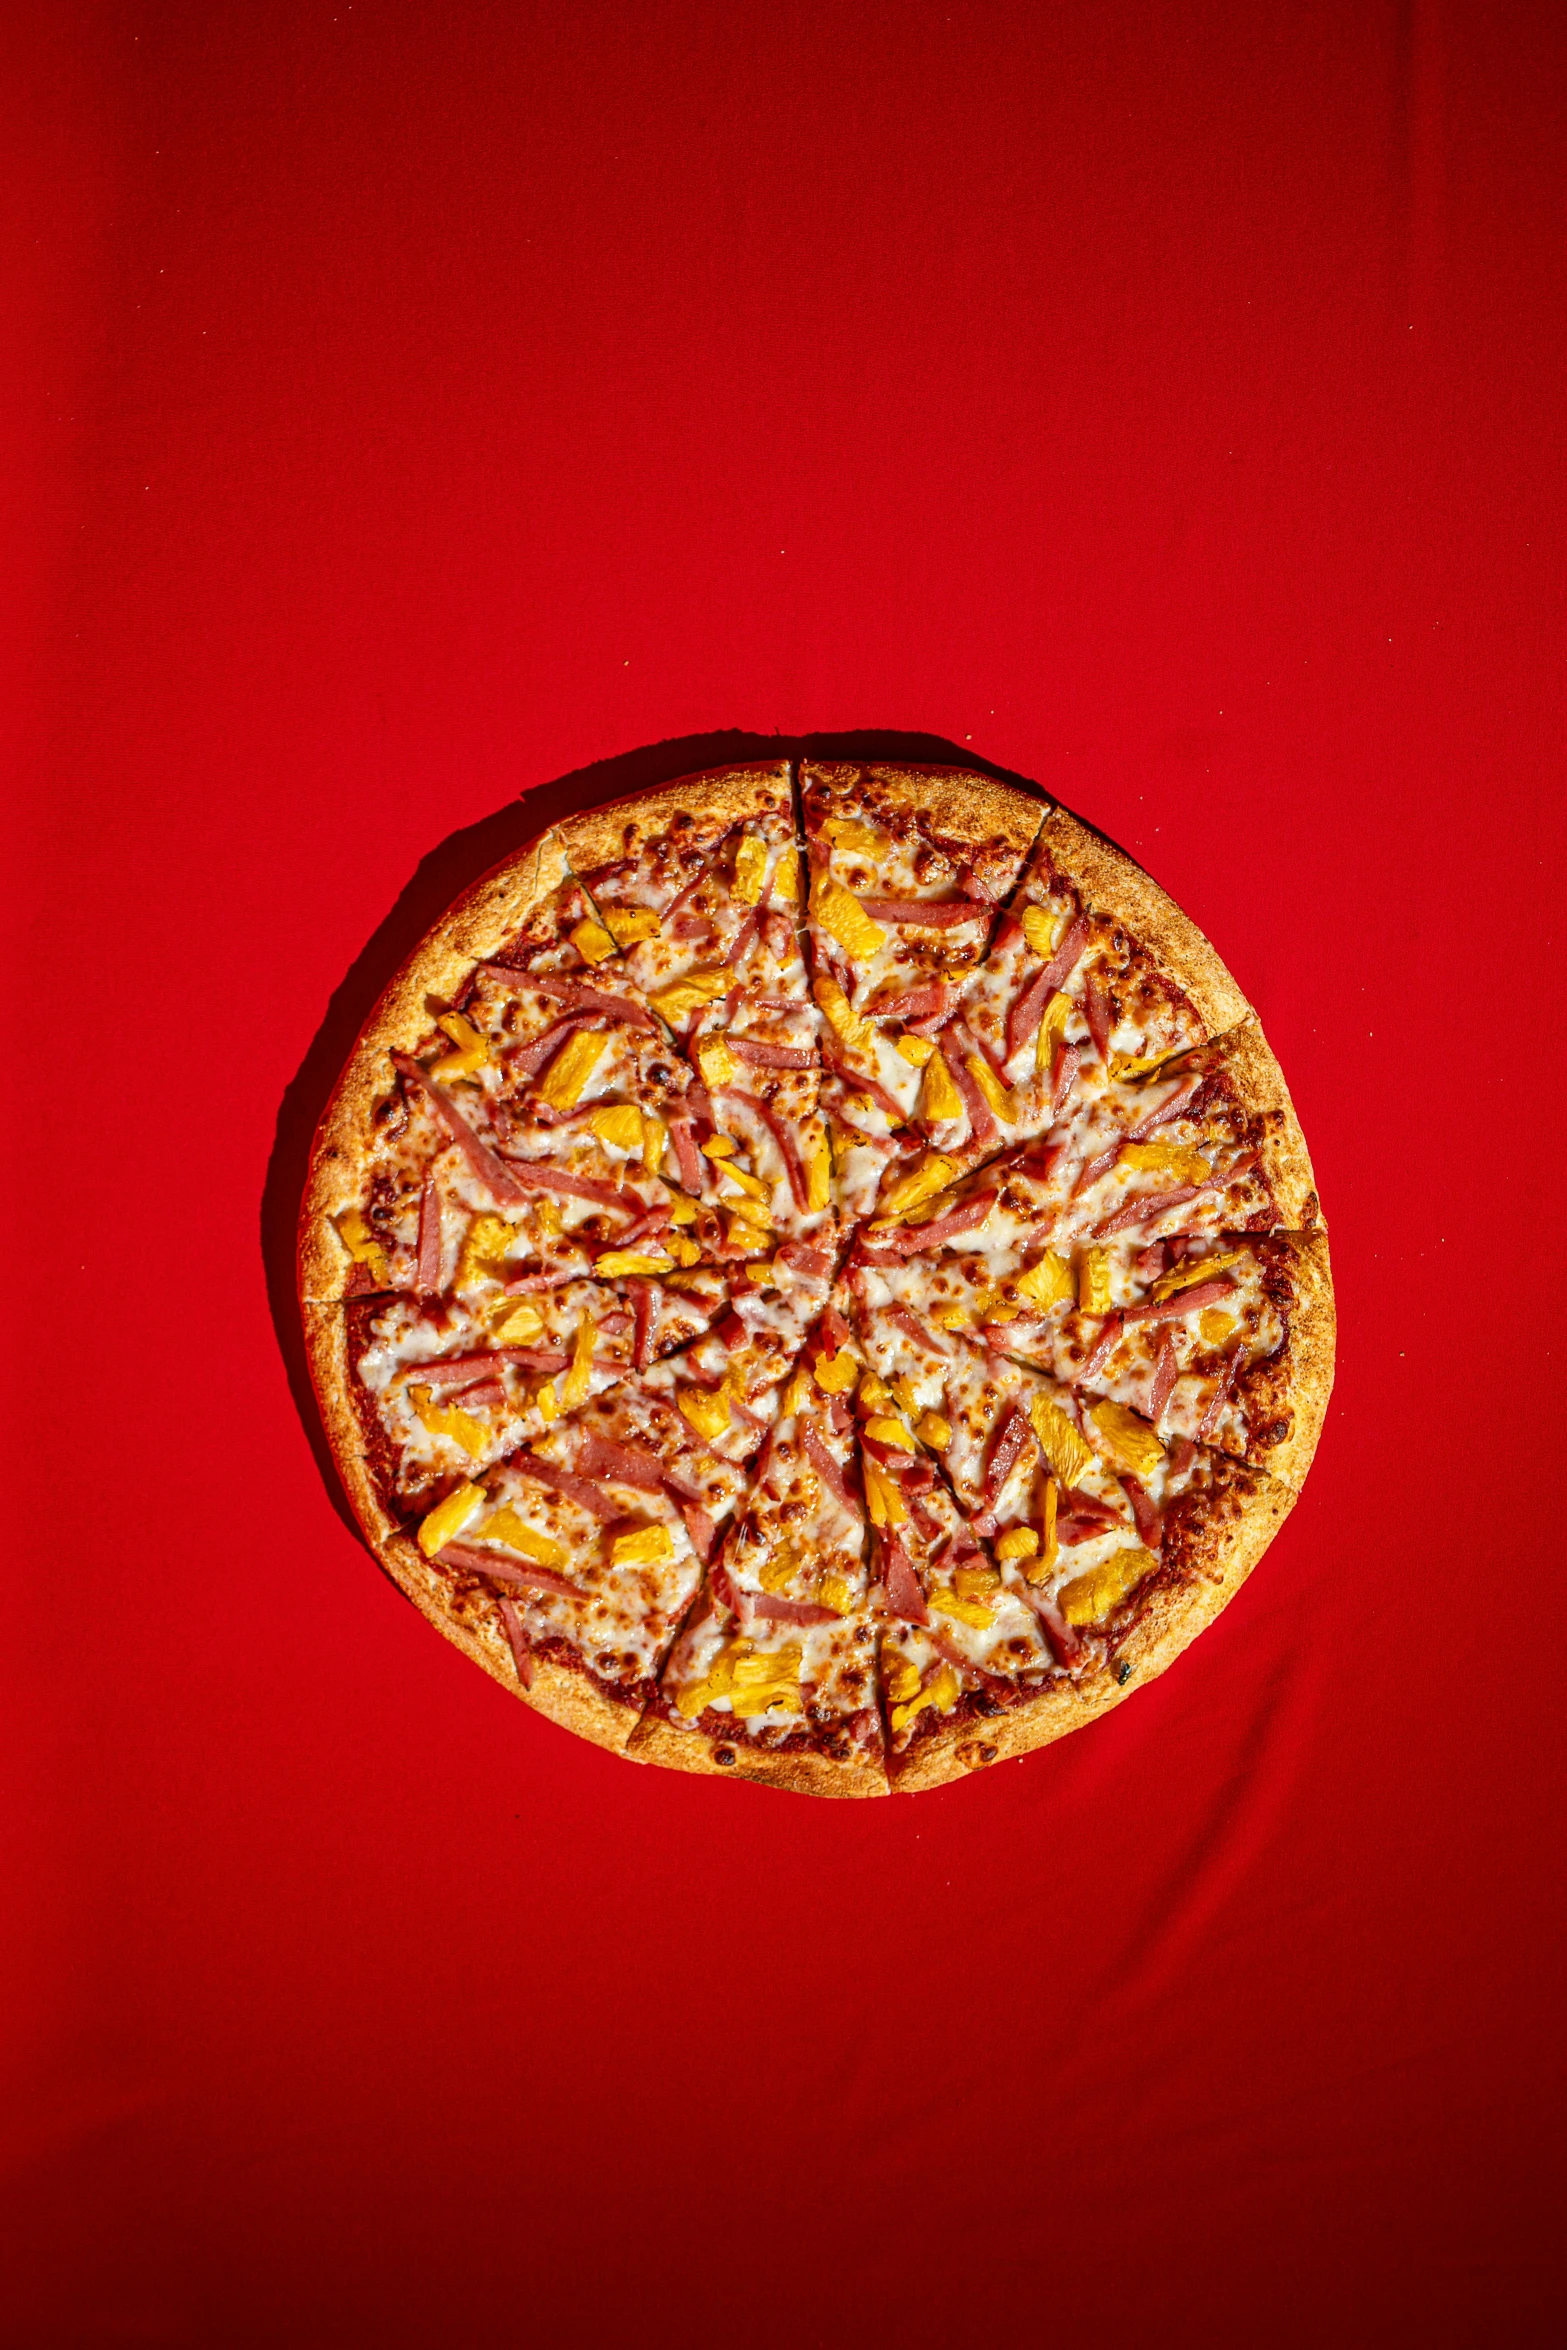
1210;1016;1325;1230
886;1467;1298;1792
298;826;576;1301
1246;1229;1336;1489
377;1532;643;1754
803;760;1049;864
626;1711;888;1799
1040;806;1253;1039
555;761;792;876
300;1301;405;1549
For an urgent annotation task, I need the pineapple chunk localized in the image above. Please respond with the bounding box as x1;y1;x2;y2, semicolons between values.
890;1661;961;1732
818;1573;853;1616
995;1525;1039;1561
1028;1396;1094;1487
538;1030;609;1110
569;916;616;965
954;1561;1001;1600
702;1135;737;1158
896;1033;936;1066
334;1208;390;1287
931;1588;994;1630
695;1035;736;1087
533;1379;560;1423
678;1384;732;1441
802;1124;831;1212
1016;1251;1073;1309
781;1370;813;1418
718;1162;770;1204
594;1250;674;1278
534;1199;562;1238
665;1234;702;1268
1036;989;1070;1076
731;833;767;906
823;817;884;853
641;1113;667;1178
812;873;887;960
813;1349;859;1396
882;1646;921;1705
1150;1248;1245;1302
1060;1545;1155;1627
1078;1247;1113;1316
431;1010;489;1079
603;906;660;949
919;1051;963;1124
610;1523;675;1569
1120;1139;1211;1183
915;1411;952;1450
771;847;801;904
648;968;730;1021
409;1387;489;1459
1028;1478;1059;1583
862;1414;914;1450
812;970;873;1053
487;1295;544;1342
966;1055;1016;1121
1021;905;1060;957
587;1103;644;1153
559;1318;596;1409
863;1457;909;1527
1086;1400;1165;1480
1199;1309;1236;1345
880;1153;958;1220
456;1212;516;1291
856;1373;893;1413
482;1509;566;1567
417;1480;484;1557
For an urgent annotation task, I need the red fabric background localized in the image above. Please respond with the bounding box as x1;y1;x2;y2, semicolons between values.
7;3;1564;2342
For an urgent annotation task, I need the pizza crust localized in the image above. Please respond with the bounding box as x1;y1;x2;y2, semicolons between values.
803;760;1049;866
1240;1229;1336;1489
886;1465;1299;1792
626;1709;888;1799
1206;1016;1324;1231
554;761;793;878
1039;806;1253;1040
298;826;578;1301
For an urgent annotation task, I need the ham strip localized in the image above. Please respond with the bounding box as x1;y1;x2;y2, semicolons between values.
854;896;991;927
668;1117;703;1192
436;1543;582;1599
413;1352;521;1389
726;1038;814;1070
823;1057;908;1124
801;1424;858;1515
1149;1328;1180;1421
518;975;656;1030
1005;967;1054;1061
724;911;761;967
494;1347;571;1373
1082;974;1114;1066
880;1301;947;1353
506;1451;620;1521
680;1502;718;1562
720;1089;809;1213
494;1160;642;1213
392;1053;530;1207
1094;1183;1199;1238
938;1028;996;1145
1127;1074;1203;1139
879;1529;929;1625
1071;1145;1123;1200
496;1595;534;1688
1079;1313;1124;1378
506;1014;590;1080
1039;909;1092;995
416;1171;443;1296
745;1592;839;1626
776;1240;832;1281
879;1192;998;1253
928;1628;1011;1696
1122;1275;1236;1325
984;1402;1035;1505
1197;1346;1244;1438
1121;1473;1164;1553
577;1433;704;1506
866;983;948;1022
1013;1578;1082;1667
627;1277;655;1371
1050;1041;1081;1118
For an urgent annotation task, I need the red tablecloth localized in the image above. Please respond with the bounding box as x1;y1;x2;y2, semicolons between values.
8;4;1563;2342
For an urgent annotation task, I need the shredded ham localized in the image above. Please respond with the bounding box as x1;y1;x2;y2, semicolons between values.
724;910;761;967
776;1240;832;1281
1039;908;1092;994
414;1172;443;1296
507;1451;620;1521
523;975;656;1030
855;895;990;927
1197;1346;1244;1438
1005;967;1054;1061
1014;1578;1082;1668
880;1300;947;1353
578;1432;704;1505
866;983;948;1022
1079;1313;1124;1378
984;1402;1035;1505
937;1028;996;1146
436;1542;581;1598
392;1053;530;1207
1094;1183;1199;1238
1050;1041;1081;1118
1071;1144;1123;1199
1123;1274;1236;1325
1121;1473;1164;1552
822;1057;907;1124
1082;974;1114;1065
1149;1328;1180;1421
505;1013;590;1080
681;1503;718;1562
720;1088;809;1212
927;1627;1011;1696
880;1528;929;1625
745;1591;839;1626
495;1159;642;1213
801;1423;857;1514
668;1117;703;1192
627;1278;655;1371
726;1038;814;1070
1127;1074;1202;1139
496;1595;534;1687
879;1191;998;1253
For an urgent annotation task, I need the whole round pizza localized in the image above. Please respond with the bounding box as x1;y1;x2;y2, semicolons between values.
301;760;1333;1796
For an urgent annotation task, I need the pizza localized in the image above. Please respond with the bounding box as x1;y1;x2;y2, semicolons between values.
300;759;1333;1796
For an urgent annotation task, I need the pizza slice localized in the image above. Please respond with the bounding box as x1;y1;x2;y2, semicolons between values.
858;1228;1333;1490
303;1263;731;1513
799;762;1047;1175
631;1300;884;1796
848;1261;1298;1782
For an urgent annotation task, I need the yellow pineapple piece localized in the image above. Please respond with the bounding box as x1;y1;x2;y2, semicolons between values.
678;1384;731;1441
1021;905;1061;957
417;1480;484;1558
812;873;887;960
538;1030;609;1110
995;1526;1039;1561
648;968;730;1021
1078;1247;1113;1315
1060;1545;1155;1627
569;916;616;965
966;1055;1017;1122
431;1010;489;1079
919;1052;963;1124
1016;1251;1073;1309
731;833;767;906
603;906;660;949
896;1034;936;1066
1028;1396;1094;1487
587;1102;644;1153
482;1509;566;1568
879;1152;958;1220
409;1387;489;1459
334;1208;390;1287
1200;1309;1236;1345
1086;1399;1165;1480
610;1523;675;1569
915;1412;952;1449
1119;1139;1211;1183
695;1035;736;1087
771;847;801;904
812;970;873;1053
802;1123;832;1212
